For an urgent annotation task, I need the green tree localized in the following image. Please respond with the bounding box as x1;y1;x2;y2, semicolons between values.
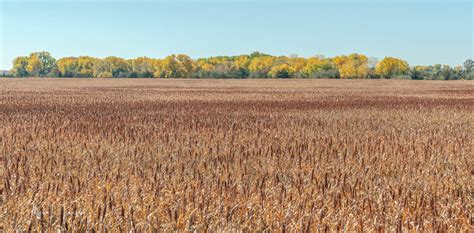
130;57;156;78
249;51;270;59
464;59;473;73
26;52;57;77
463;59;473;79
213;61;247;78
303;57;339;79
93;56;131;78
440;65;454;80
410;66;425;80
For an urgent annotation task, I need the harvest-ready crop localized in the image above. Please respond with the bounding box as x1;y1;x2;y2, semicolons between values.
1;78;472;231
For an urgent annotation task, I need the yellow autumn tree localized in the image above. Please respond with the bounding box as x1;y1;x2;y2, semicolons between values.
303;57;338;78
151;59;162;78
375;57;409;78
156;54;196;78
11;56;29;77
234;55;250;71
332;54;369;79
26;52;57;77
288;58;307;77
248;56;275;78
93;56;131;78
197;60;215;72
176;54;197;77
77;56;97;77
268;64;292;78
57;57;79;77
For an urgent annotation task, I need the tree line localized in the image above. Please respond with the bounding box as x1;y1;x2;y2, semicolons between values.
8;51;474;80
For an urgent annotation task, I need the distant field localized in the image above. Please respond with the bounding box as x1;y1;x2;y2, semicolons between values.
1;79;472;231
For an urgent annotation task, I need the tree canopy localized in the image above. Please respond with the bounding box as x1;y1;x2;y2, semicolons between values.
8;51;473;80
375;57;410;79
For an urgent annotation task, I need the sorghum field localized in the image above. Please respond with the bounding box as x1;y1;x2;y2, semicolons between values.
1;78;472;232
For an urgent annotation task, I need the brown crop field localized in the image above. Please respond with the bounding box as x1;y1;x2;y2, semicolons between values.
1;78;473;231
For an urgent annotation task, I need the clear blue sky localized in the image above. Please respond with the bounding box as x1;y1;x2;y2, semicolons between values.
0;0;472;69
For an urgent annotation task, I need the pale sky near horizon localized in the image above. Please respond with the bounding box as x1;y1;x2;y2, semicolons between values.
0;0;472;70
